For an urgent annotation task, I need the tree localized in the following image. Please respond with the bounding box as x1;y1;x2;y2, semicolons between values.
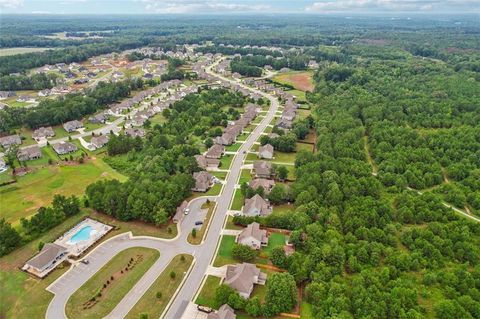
214;284;236;308
245;296;262;316
264;273;297;316
204;137;214;149
169;271;176;279
267;184;287;204
232;244;257;262
276;166;288;181
38;241;45;251
156;292;162;299
191;228;197;238
270;246;289;269
0;218;22;256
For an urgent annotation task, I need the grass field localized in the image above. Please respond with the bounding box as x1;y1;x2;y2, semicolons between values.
213;235;236;266
211;171;228;180
230;189;244;211
219;154;234;169
196;275;222;308
0;157;126;225
272;71;314;92
125;254;194;319
225;142;242;152
239;169;252;185
188;201;216;245
0;47;52;57
66;247;160;319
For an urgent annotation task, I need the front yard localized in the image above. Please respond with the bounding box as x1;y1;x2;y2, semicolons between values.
195;275;222;308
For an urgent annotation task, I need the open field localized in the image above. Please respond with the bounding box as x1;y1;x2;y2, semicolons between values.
125;254;194;319
0;47;52;56
272;71;314;92
66;247;160;319
0;157;126;225
195;275;222;308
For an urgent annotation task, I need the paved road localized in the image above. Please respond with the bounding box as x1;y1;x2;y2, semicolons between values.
45;59;280;319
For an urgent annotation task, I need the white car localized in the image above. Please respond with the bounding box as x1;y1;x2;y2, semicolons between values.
184;208;190;215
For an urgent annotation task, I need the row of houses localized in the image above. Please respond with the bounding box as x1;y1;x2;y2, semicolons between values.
215;103;259;146
276;99;299;130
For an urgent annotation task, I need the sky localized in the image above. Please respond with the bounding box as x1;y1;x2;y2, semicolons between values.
0;0;479;15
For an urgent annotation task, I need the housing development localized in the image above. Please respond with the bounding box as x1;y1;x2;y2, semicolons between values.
1;8;480;319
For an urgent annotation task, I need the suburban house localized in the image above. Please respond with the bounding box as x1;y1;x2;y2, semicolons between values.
173;200;188;223
276;118;293;130
88;112;107;124
91;135;109;149
195;154;220;169
0;91;16;100
224;263;267;299
63;120;83;132
32;126;55;141
249;178;275;194
52;142;78;155
0;134;22;148
258;144;274;159
206;144;225;159
125;128;146;138
192;171;214;192
242;194;272;217
17;146;42;161
22;243;68;278
253;161;273;179
236;222;268;250
215;132;236;146
207;304;236;319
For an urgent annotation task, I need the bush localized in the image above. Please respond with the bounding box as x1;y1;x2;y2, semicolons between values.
170;271;176;279
232;244;257;262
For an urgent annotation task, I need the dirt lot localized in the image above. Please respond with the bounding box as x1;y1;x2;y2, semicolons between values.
273;71;314;92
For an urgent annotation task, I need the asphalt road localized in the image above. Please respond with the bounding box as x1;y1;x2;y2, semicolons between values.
44;59;279;319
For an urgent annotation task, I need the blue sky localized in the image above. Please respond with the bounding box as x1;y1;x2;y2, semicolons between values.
1;0;479;14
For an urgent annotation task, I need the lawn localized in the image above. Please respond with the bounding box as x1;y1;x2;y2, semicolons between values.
189;182;222;200
219;154;234;169
195;275;222;309
188;201;216;245
297;108;312;120
66;247;160;319
263;233;286;256
272;204;294;215
0;157;126;225
245;153;257;162
230;189;244;211
0;47;53;56
213;235;236;267
211;171;228;180
225;216;243;230
239;169;252;185
225;142;242;152
272;151;296;164
272;71;314;92
150;113;167;125
237;133;248;141
296;142;314;152
125;254;194;319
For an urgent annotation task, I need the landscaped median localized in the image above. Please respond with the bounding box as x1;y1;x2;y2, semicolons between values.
125;254;194;319
65;247;160;319
187;200;216;245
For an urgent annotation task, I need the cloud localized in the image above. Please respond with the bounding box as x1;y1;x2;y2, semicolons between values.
139;0;270;13
0;0;23;9
31;10;52;14
304;0;480;13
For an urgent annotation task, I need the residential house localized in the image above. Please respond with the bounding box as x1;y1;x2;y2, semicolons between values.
128;115;146;127
206;144;225;159
236;222;268;250
23;243;67;278
276;118;292;130
207;304;236;319
125;128;146;138
0;157;7;171
249;178;275;194
224;263;267;299
17;146;42;161
16;95;35;103
63;120;83;133
91;135;109;149
0;91;16;100
242;194;272;217
215;132;236;146
0;135;21;148
258;144;274;159
253;161;273;179
38;89;52;97
89;112;107;124
195;154;220;169
52;142;77;155
192;171;214;192
32;126;55;141
173;200;188;224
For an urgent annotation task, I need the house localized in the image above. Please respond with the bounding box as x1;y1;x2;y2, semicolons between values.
23;243;67;277
215;132;236;146
0;157;7;172
52;142;77;155
192;171;214;192
195;154;220;169
89;112;107;124
128;115;146;127
207;304;236;319
38;89;51;97
225;263;267;298
32;126;55;141
258;144;274;159
173;200;188;224
253;161;273;179
242;194;272;217
125;128;146;138
236;222;268;250
63;120;83;132
0;91;16;100
91;135;109;149
206;144;225;159
17;95;36;103
249;178;275;194
0;135;21;148
17;146;42;161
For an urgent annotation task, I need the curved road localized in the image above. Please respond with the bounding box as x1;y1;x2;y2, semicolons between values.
45;60;279;319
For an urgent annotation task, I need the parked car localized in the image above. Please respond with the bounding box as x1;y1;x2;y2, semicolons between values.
195;221;203;226
197;305;213;313
80;259;89;265
184;208;190;215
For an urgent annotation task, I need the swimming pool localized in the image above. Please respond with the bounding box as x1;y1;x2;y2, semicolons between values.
68;226;93;244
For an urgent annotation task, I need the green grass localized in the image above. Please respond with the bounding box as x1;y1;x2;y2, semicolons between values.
0;169;15;184
300;302;315;319
196;276;222;308
272;204;295;215
230;189;244;211
296;142;314;152
225;216;243;230
272;151;296;164
125;254;194;319
264;233;286;255
236;133;248;141
0;47;53;56
225;142;242;152
0;157;126;225
239;169;252;185
66;247;160;319
213;235;236;266
211;171;228;180
150;113;167;126
289;89;307;102
84;122;105;131
245;153;257;162
297;108;311;120
219;154;234;169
